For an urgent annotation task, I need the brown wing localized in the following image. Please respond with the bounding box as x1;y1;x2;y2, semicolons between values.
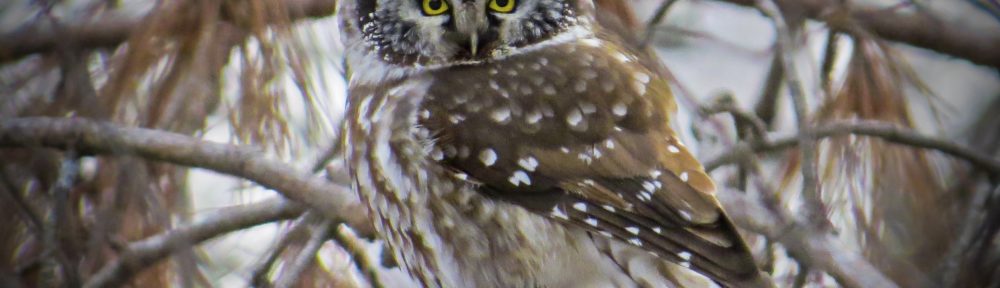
418;35;764;287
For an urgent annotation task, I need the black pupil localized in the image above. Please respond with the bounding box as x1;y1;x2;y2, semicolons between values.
428;0;443;9
495;0;509;7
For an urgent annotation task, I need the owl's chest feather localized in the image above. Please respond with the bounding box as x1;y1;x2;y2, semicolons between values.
344;81;625;288
345;39;673;287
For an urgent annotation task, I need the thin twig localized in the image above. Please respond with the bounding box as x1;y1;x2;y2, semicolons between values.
0;174;45;234
334;224;385;288
705;120;1000;175
250;211;317;288
641;0;680;47
938;184;1000;286
0;0;339;63
47;150;80;288
274;218;333;288
792;261;811;288
701;99;770;141
757;0;827;227
0;117;372;236
710;0;1000;69
82;198;305;288
819;30;841;95
754;52;784;127
716;188;898;288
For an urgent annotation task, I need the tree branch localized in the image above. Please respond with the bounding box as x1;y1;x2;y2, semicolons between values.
250;212;316;287
0;117;373;236
82;198;305;288
334;225;386;288
0;0;337;63
705;120;1000;175
713;0;1000;69
716;188;898;288
274;218;333;288
758;0;828;228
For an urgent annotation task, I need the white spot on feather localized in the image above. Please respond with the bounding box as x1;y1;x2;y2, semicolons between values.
518;156;539;172
612;102;628;117
650;170;663;178
678;251;692;261
572;202;587;212
543;85;557;95
579;102;597;114
508;170;532;186
680;172;690;182
634;72;650;84
479;149;497;166
642;181;656;192
449;114;466;124
679;210;693;221
668;145;680;153
629;238;643;246
613;51;631;63
566;109;583;126
582;38;601;47
639;192;652;202
633;81;647;95
584;218;598;227
525;109;543;124
491;107;511;123
551;206;569;220
626;227;640;235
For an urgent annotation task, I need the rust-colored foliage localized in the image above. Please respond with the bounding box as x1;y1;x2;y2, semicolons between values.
813;36;956;286
0;0;327;286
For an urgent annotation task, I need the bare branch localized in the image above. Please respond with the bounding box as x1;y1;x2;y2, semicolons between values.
938;184;1000;287
757;0;828;227
716;188;898;288
0;0;337;63
706;120;1000;175
250;212;316;287
701;98;770;141
335;225;386;288
641;0;680;47
0;174;45;235
46;150;81;288
0;117;373;236
714;0;1000;69
82;198;305;288
274;218;333;288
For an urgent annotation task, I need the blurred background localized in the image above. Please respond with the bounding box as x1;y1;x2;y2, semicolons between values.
1;0;999;287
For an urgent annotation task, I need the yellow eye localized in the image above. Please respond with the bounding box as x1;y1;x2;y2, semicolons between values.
489;0;516;13
422;0;449;16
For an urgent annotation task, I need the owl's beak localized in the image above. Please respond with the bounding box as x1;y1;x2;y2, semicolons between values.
469;33;479;56
453;2;487;56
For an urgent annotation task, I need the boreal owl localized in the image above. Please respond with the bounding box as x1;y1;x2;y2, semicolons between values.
338;0;771;287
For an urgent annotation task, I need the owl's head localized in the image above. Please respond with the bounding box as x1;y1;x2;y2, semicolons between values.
340;0;593;67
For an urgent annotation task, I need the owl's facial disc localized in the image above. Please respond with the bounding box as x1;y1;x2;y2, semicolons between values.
354;0;578;65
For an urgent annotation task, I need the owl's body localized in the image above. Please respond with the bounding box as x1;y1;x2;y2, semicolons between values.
339;0;768;287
